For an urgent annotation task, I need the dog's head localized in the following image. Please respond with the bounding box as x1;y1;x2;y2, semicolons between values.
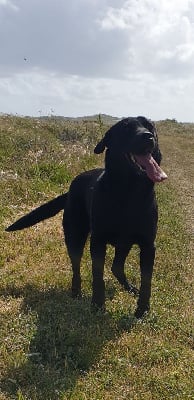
94;116;167;183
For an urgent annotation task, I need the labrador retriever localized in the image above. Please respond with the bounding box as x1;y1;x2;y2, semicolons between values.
6;116;167;318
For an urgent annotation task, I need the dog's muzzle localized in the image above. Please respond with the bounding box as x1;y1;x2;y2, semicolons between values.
131;130;156;156
134;153;167;183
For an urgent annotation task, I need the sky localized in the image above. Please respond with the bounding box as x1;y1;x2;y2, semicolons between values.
0;0;194;121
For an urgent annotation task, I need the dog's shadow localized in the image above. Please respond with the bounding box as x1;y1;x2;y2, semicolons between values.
1;284;136;399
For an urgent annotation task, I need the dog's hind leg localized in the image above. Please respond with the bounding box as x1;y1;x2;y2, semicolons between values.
65;229;89;298
134;242;155;318
63;206;89;298
111;245;139;296
63;194;90;298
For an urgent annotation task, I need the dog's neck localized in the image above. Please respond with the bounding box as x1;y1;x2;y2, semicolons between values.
104;150;151;184
101;152;156;200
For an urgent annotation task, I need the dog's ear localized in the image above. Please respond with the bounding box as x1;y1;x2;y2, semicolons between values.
137;116;155;134
94;138;106;154
94;123;116;153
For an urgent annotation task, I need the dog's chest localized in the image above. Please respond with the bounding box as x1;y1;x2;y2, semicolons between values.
91;180;157;240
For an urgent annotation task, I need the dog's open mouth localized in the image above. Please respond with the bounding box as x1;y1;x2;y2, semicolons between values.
134;154;167;183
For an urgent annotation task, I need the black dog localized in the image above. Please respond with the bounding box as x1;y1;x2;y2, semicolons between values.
6;116;167;318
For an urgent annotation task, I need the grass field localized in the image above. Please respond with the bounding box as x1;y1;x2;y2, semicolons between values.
0;115;193;400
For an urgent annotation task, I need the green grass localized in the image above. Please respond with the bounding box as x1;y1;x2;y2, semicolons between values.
0;115;193;400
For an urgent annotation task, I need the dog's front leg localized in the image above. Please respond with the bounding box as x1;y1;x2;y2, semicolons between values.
135;243;155;319
111;245;139;296
90;235;106;309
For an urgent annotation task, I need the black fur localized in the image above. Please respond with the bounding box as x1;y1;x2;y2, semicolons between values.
6;116;163;318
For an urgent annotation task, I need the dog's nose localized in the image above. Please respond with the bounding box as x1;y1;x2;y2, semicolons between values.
143;131;154;145
143;131;154;140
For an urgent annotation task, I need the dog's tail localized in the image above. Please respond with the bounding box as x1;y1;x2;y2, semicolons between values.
5;193;67;232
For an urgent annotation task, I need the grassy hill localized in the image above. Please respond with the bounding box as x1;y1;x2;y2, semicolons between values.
0;115;193;400
38;113;120;125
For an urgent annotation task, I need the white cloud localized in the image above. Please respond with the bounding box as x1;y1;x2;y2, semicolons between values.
99;0;194;78
0;0;194;120
0;0;18;11
1;70;194;121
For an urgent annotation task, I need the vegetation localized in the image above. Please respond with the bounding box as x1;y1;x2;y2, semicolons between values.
0;115;193;399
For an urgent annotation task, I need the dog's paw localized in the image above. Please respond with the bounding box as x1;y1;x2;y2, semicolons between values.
126;284;139;297
71;289;82;299
134;305;150;319
91;301;106;314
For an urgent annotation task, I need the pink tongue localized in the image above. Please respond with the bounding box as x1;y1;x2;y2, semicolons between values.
135;154;168;183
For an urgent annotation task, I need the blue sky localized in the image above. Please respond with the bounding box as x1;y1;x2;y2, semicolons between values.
0;0;194;121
